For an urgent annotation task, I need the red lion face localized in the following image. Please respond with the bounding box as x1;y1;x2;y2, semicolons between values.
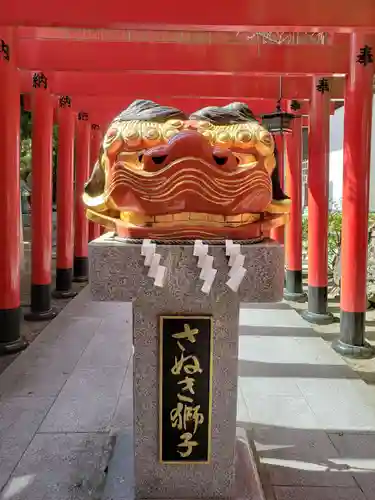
84;100;290;240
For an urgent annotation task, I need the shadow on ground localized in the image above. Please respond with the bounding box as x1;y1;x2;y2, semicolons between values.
240;422;375;500
287;276;375;387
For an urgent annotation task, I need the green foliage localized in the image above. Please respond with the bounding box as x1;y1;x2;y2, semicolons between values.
302;202;375;273
327;208;342;271
20;95;32;179
302;215;308;249
302;210;341;271
20;138;32;179
20;95;58;201
369;213;375;227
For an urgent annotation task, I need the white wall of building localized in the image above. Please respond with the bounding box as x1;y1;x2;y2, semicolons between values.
329;101;375;211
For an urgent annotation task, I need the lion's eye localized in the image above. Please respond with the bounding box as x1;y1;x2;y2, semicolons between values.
233;153;258;165
107;128;118;138
114;150;145;170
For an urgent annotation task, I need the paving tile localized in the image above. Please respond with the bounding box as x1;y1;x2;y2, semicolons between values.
39;395;119;433
297;337;352;368
102;431;134;500
293;337;350;366
25;314;78;344
30;314;102;349
273;486;367;500
239;335;349;367
239;308;310;328
15;319;100;371
328;433;375;499
0;318;101;398
353;474;375;500
111;366;133;433
94;312;132;337
239;376;303;398
253;426;339;459
239;325;319;338
0;365;71;398
38;367;127;433
120;357;133;396
236;386;251;424
329;432;375;460
64;289;130;319
0;397;53;491
111;394;133;433
243;394;318;430
57;367;126;400
298;379;375;431
237;360;354;381
76;331;132;369
240;302;292;311
45;316;101;343
0;432;112;500
266;463;356;488
239;336;308;364
252;425;355;487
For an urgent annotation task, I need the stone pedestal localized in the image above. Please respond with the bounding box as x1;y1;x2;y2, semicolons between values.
89;234;284;499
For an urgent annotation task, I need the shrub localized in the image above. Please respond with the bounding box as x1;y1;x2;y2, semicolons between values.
301;202;375;273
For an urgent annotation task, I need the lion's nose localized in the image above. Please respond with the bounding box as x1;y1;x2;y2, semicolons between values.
143;130;238;172
211;147;238;171
166;129;213;157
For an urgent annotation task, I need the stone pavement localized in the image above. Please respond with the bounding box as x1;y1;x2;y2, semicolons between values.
0;227;86;377
0;289;374;499
239;302;375;500
289;276;375;385
0;287;133;500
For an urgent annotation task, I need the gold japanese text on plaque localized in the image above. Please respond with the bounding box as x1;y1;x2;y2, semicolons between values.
159;315;213;463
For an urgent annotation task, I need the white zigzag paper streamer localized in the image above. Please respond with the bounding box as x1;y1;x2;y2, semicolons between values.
225;240;247;292
141;239;167;288
141;239;156;265
194;240;217;294
148;253;161;278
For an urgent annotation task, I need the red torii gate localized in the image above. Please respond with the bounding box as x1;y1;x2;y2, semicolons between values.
20;68;335;309
19;72;341;125
14;34;340;316
20;68;319;298
13;23;351;304
17;41;342;297
28;97;316;123
16;36;351;74
66;100;313;128
22;93;314;127
2;0;375;30
19;71;346;100
0;16;374;359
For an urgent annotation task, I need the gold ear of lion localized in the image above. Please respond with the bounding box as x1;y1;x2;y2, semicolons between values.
266;199;291;214
84;161;105;197
83;159;109;212
82;192;108;212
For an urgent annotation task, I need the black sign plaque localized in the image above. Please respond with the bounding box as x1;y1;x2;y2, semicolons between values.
159;315;213;464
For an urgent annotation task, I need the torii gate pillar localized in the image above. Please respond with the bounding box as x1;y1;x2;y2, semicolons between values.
0;28;27;353
333;33;375;358
284;110;306;302
302;76;334;325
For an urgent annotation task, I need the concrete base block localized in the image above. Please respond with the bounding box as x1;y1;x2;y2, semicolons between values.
103;427;266;500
